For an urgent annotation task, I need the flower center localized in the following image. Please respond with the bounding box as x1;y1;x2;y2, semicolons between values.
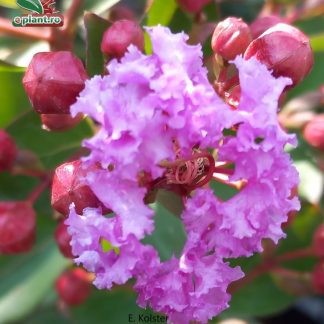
164;151;215;191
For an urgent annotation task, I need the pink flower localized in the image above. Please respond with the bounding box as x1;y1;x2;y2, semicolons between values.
66;26;299;323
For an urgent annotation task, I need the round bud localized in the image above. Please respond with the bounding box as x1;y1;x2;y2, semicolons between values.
313;224;324;258
23;51;88;115
55;221;73;258
41;113;83;132
51;160;110;216
55;268;91;306
212;17;252;61
244;23;314;87
0;130;17;173
0;201;35;254
101;20;144;59
250;15;284;39
177;0;211;13
312;261;324;294
303;115;324;151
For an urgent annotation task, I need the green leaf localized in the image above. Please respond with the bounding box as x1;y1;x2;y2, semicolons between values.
146;0;177;26
72;289;158;324
84;12;110;77
17;0;43;14
144;0;178;53
310;33;324;52
144;201;186;261
219;0;264;23
276;203;321;271
0;241;69;323
0;66;30;128
6;111;94;169
222;273;295;318
0;0;18;8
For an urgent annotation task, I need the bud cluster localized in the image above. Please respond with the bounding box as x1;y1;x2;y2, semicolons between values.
211;16;314;97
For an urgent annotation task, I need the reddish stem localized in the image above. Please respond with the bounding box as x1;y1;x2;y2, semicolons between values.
0;17;51;41
231;246;315;293
27;176;51;204
274;247;314;263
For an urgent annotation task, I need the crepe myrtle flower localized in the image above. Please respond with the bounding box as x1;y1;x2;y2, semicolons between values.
64;26;300;323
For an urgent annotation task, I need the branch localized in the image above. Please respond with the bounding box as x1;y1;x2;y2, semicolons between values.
0;17;51;41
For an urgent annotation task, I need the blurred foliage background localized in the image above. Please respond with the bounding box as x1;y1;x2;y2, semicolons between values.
0;0;324;323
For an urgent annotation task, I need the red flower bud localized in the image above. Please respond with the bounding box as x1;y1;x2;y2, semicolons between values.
313;224;324;258
55;221;73;258
312;261;324;294
177;0;211;13
51;160;110;216
244;23;314;87
55;268;91;306
250;15;285;39
212;17;252;61
0;130;17;173
101;20;144;59
23;51;88;114
41;113;83;132
303;115;324;150
0;201;35;254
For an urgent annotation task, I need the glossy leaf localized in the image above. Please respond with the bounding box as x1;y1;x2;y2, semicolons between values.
144;0;178;53
6;111;94;169
84;12;110;77
144;201;186;261
0;242;69;323
0;66;30;128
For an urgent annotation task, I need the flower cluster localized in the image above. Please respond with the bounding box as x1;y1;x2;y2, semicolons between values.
65;26;299;323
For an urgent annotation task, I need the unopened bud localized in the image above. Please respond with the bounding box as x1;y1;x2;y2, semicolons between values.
0;201;35;254
250;15;284;39
55;221;73;258
55;268;91;306
41;113;83;132
177;0;211;13
23;51;88;114
312;261;324;294
244;23;314;87
101;20;144;59
51;160;110;216
0;130;17;173
303;115;324;150
212;17;252;61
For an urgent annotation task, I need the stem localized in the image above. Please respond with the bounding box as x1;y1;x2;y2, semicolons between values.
12;169;49;178
274;247;314;263
0;17;51;41
62;0;83;34
231;246;315;293
27;176;51;204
